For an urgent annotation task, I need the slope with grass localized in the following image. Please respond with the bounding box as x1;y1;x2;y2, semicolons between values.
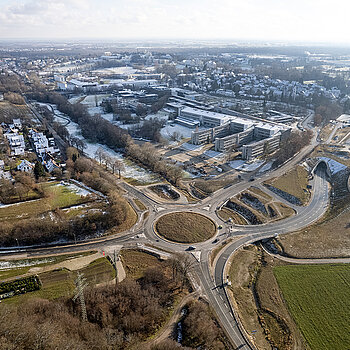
264;166;310;205
277;205;350;258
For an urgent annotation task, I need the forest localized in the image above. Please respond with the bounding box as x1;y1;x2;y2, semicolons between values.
0;264;229;350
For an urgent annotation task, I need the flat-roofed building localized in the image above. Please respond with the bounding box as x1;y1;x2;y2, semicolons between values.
180;107;231;127
214;127;254;152
186;106;291;159
254;123;282;140
242;134;280;160
175;117;200;128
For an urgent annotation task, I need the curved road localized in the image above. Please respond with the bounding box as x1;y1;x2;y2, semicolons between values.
0;116;335;350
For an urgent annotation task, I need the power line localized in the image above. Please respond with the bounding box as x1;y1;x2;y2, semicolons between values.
73;272;88;322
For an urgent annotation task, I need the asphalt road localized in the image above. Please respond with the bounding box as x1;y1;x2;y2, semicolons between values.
0;165;330;349
0;110;335;349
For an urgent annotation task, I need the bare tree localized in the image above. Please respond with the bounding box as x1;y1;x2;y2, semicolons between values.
95;147;106;165
104;154;112;170
75;139;86;154
170;253;194;289
111;159;125;178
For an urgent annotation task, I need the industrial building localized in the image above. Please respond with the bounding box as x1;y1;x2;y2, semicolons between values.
184;107;290;159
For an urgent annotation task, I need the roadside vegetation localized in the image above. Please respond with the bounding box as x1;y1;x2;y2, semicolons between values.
318;123;334;142
274;264;350;350
276;205;350;258
218;187;295;225
274;166;350;258
217;207;248;225
272;130;312;167
133;198;147;211
0;251;96;280
192;174;239;196
155;212;216;243
228;246;307;350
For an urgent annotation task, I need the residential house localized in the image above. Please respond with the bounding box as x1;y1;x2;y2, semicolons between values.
5;133;25;155
17;159;34;173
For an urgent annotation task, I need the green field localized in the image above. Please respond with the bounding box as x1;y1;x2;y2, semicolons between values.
2;257;115;304
274;264;350;350
0;182;88;222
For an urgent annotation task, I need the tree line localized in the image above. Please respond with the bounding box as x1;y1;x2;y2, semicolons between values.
27;89;182;185
273;130;312;167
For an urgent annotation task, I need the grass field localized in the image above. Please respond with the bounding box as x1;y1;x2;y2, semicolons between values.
193;175;238;194
273;202;296;219
0;182;88;223
110;199;138;233
266;165;310;205
319;123;334;142
228;246;306;350
274;264;350;350
155;212;216;243
248;186;273;202
120;249;165;279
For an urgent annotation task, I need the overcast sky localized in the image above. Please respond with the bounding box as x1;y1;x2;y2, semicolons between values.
0;0;349;43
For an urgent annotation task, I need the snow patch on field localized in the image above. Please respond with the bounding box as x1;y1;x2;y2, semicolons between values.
0;258;54;270
161;123;193;139
49;104;160;184
55;182;91;197
229;159;264;172
204;150;224;160
257;161;273;174
181;143;205;152
80;94;111;106
229;160;246;169
68;96;84;104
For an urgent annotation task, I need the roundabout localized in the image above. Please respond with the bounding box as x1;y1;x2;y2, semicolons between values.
154;211;217;243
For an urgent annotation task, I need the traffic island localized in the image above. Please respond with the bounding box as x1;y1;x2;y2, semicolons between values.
155;212;216;243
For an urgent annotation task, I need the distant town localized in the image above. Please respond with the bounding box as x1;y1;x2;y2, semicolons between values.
0;41;350;350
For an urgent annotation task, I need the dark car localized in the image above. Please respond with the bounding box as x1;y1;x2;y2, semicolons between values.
186;246;196;251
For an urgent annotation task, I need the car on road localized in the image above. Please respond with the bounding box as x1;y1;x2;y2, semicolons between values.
186;246;196;251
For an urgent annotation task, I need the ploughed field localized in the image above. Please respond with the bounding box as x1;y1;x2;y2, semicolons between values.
274;264;350;350
155;212;216;243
